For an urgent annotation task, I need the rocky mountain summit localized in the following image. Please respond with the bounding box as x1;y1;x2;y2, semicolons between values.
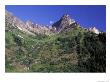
5;10;100;35
89;27;100;34
52;14;76;31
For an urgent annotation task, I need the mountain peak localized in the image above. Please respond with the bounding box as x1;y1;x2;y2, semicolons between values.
61;14;75;23
89;27;100;34
52;14;76;31
26;20;34;28
61;14;70;19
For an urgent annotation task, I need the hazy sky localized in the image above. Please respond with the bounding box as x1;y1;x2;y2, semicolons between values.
5;5;106;31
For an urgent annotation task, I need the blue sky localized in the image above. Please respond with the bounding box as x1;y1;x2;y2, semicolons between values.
5;5;106;31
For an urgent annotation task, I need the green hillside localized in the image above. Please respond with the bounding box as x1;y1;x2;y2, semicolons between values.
5;22;106;72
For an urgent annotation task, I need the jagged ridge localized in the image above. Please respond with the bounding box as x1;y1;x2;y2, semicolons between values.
5;10;100;36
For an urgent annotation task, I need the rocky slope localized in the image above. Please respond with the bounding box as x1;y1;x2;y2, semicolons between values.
5;10;55;35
